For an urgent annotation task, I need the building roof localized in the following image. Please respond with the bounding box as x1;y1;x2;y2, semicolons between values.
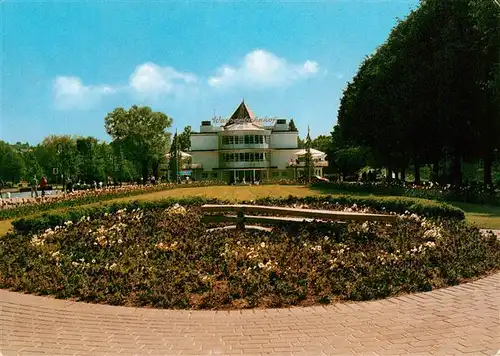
294;148;327;158
224;100;264;131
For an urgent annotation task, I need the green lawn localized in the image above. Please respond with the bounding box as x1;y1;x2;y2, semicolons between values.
1;184;499;235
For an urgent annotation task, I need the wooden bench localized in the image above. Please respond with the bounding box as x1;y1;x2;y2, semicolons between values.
201;204;397;234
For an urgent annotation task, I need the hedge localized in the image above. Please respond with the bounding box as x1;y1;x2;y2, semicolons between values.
310;181;500;206
11;194;465;235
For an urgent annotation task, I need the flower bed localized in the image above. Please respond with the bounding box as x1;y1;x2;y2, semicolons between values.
0;181;227;220
2;196;497;310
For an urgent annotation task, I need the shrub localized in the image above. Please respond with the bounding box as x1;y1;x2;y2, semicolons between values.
11;195;465;234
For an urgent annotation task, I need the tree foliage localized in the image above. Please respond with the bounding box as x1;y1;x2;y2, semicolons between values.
336;0;500;185
104;106;173;181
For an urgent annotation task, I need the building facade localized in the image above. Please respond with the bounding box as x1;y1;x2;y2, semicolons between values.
189;101;327;182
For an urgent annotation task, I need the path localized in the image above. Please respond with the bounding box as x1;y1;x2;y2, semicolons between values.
1;273;499;356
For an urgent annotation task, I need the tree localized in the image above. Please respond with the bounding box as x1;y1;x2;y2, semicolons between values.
178;125;192;151
168;132;180;182
336;0;500;186
303;127;314;182
104;106;173;183
22;150;44;182
289;119;298;132
0;141;25;183
297;137;305;149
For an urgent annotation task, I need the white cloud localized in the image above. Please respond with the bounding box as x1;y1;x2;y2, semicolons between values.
208;49;320;88
129;62;197;99
53;63;198;110
53;51;323;110
53;76;116;110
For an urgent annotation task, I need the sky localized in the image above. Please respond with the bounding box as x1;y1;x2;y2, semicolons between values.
1;0;419;145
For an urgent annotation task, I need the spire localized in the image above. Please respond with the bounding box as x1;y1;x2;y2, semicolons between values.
224;100;256;127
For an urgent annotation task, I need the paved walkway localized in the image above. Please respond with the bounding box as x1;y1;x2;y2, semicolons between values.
1;273;499;356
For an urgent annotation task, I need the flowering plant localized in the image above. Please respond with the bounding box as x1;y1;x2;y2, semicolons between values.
1;198;497;310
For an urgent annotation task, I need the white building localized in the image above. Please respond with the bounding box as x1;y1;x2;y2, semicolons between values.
188;101;328;182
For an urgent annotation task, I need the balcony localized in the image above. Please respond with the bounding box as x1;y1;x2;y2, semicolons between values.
219;161;270;169
182;163;203;170
220;143;270;150
288;160;329;168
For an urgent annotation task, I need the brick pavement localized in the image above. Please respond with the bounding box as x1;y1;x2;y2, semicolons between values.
1;273;499;356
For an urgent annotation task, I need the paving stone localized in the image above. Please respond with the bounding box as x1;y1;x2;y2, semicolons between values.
0;272;498;355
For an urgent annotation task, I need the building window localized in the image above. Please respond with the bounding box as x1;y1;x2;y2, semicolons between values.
222;136;229;145
211;172;218;178
202;173;208;179
265;136;270;144
239;153;244;161
238;136;244;144
259;136;264;144
229;136;234;145
272;171;279;177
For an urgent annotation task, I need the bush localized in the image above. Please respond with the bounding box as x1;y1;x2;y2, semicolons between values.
11;195;464;235
1;202;498;310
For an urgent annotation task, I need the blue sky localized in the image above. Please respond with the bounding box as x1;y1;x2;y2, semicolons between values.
1;0;419;145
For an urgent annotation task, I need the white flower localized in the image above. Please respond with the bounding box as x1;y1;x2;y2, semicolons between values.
260;242;266;248
91;259;96;263
424;241;436;249
118;239;123;244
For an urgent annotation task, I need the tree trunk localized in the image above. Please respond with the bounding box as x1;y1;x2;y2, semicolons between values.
451;155;462;186
483;150;493;186
387;167;393;181
414;160;421;185
141;163;149;185
152;161;159;180
401;167;406;184
432;161;439;183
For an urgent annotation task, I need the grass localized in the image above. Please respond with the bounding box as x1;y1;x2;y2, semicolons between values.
450;202;500;230
1;185;499;235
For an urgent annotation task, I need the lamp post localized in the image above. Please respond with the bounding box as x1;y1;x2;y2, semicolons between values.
57;143;64;192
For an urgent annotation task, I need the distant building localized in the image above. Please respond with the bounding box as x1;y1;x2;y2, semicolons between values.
188;100;327;183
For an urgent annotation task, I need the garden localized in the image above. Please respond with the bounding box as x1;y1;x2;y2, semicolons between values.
1;195;498;310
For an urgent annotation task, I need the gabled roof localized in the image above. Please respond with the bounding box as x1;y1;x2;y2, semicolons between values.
224;100;260;129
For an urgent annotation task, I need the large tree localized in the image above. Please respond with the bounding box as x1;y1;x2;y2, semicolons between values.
0;141;25;183
104;106;172;183
336;0;500;186
178;125;192;151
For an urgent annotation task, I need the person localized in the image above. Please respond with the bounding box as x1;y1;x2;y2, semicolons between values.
151;175;156;185
99;181;103;189
31;176;38;198
40;176;48;197
93;181;97;190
